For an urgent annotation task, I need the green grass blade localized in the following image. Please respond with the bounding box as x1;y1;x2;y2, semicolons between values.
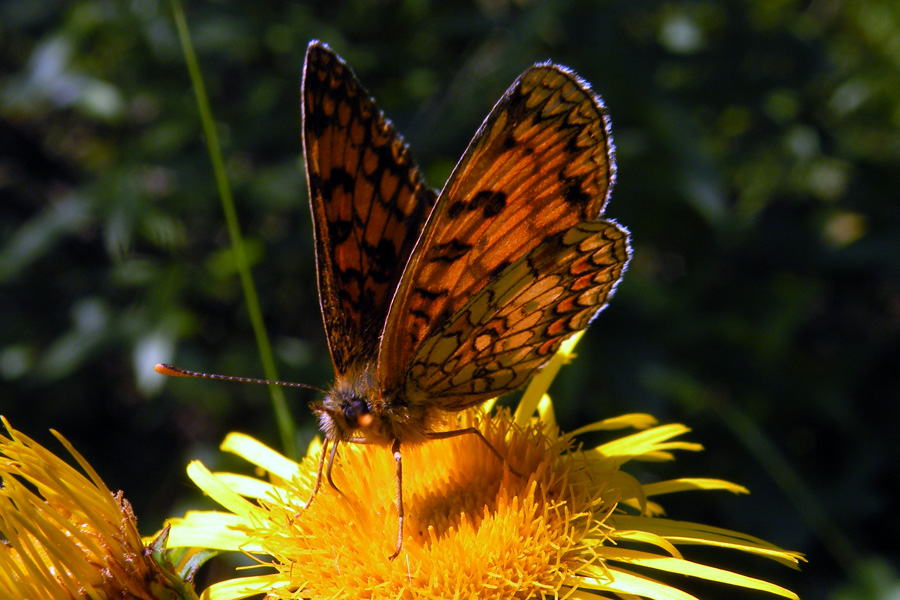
170;0;297;458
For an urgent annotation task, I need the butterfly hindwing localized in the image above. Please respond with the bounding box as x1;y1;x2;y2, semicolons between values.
303;42;437;375
407;220;630;405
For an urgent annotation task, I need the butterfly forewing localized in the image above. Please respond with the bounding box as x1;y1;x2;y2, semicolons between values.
303;42;437;375
378;64;618;397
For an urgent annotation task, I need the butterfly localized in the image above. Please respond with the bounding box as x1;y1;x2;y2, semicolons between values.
301;40;630;559
157;40;630;559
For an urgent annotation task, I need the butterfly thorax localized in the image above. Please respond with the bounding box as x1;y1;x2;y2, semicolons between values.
311;363;451;446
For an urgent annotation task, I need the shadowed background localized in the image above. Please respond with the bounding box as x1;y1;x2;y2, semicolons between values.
1;1;898;598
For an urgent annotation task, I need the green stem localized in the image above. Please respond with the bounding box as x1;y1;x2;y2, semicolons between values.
170;0;297;459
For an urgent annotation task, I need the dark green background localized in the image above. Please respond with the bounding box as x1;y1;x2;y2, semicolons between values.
2;1;897;598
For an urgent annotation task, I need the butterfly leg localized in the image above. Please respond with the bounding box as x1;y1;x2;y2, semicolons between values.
388;437;404;561
304;439;343;511
303;439;328;510
324;439;345;496
427;428;523;478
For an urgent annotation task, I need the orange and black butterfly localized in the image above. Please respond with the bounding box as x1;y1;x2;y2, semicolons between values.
159;40;630;559
303;40;629;557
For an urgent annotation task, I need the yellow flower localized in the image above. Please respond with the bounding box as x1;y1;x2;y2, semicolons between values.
0;417;199;600
166;335;803;599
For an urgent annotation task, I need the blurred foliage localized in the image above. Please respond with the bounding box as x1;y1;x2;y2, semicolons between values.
2;1;899;598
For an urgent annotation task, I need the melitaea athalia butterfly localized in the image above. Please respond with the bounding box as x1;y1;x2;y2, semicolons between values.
158;40;630;560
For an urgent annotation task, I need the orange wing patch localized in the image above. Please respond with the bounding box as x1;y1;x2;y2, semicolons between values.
303;43;437;375
379;64;616;394
406;220;630;406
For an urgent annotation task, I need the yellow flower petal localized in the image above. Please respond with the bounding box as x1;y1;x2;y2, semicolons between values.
643;478;750;497
599;547;797;594
164;512;261;552
594;424;702;462
186;460;268;520
515;331;584;426
211;473;285;501
201;574;283;600
570;569;699;600
569;412;658;436
220;432;301;481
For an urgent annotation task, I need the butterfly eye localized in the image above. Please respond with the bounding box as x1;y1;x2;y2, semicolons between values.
343;397;372;428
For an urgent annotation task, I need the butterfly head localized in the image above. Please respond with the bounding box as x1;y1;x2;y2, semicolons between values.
311;369;392;443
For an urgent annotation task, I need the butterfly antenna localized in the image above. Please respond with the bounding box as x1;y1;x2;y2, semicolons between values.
155;363;326;393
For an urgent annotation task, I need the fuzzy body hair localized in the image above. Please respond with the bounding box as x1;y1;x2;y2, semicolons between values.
311;362;452;446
